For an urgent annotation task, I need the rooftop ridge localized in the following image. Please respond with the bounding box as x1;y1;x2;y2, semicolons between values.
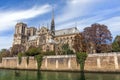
55;27;77;32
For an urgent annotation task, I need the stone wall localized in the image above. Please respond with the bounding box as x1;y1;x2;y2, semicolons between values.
0;53;120;72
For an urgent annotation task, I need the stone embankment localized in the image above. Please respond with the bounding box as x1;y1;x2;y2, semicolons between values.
0;53;120;72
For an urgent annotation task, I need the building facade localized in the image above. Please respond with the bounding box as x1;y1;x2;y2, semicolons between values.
13;14;80;53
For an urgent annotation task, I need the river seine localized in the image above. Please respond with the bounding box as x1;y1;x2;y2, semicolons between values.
0;69;120;80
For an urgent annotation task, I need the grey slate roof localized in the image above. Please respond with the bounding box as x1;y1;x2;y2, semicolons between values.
28;27;79;41
55;27;79;36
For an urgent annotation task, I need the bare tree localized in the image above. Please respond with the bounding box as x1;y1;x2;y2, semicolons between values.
82;23;112;53
73;33;87;52
0;49;10;57
11;44;26;56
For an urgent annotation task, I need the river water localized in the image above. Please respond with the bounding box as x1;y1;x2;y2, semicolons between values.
0;69;120;80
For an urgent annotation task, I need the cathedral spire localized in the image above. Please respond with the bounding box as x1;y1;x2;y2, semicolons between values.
51;7;55;35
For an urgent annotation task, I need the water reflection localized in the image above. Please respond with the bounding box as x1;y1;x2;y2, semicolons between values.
55;72;58;80
14;70;20;77
37;71;42;80
1;69;120;80
80;72;86;80
25;71;28;80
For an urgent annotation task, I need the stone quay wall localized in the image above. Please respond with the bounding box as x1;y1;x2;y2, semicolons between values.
0;53;120;72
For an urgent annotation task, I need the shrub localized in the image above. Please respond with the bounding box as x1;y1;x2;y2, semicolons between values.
76;52;88;71
18;53;23;65
35;54;43;70
61;44;74;55
67;49;74;55
112;41;120;52
25;47;41;56
26;56;29;65
44;51;55;55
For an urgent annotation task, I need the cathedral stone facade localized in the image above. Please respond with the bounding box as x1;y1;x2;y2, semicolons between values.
13;14;80;53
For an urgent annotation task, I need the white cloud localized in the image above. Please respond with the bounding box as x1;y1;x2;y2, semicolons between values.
99;16;120;37
67;0;101;5
55;0;102;24
56;14;104;31
0;35;13;50
0;4;52;32
56;7;120;40
0;4;52;50
55;0;120;37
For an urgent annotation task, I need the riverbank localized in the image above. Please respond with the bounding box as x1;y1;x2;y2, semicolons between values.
0;53;120;72
1;67;120;74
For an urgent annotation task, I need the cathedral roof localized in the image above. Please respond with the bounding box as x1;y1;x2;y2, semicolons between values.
55;27;79;36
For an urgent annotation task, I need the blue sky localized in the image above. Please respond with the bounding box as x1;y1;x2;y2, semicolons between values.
0;0;120;49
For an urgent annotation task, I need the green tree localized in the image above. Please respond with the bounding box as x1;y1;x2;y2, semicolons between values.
24;46;43;66
26;56;29;65
62;44;74;55
112;36;120;52
35;54;43;70
25;47;41;56
17;52;23;65
76;52;88;72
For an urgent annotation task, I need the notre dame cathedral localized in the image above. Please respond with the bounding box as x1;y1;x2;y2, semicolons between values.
13;11;80;54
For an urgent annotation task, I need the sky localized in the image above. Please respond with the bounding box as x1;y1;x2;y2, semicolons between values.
0;0;120;50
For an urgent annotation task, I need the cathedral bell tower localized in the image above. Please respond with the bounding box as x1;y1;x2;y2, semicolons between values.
13;22;27;45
